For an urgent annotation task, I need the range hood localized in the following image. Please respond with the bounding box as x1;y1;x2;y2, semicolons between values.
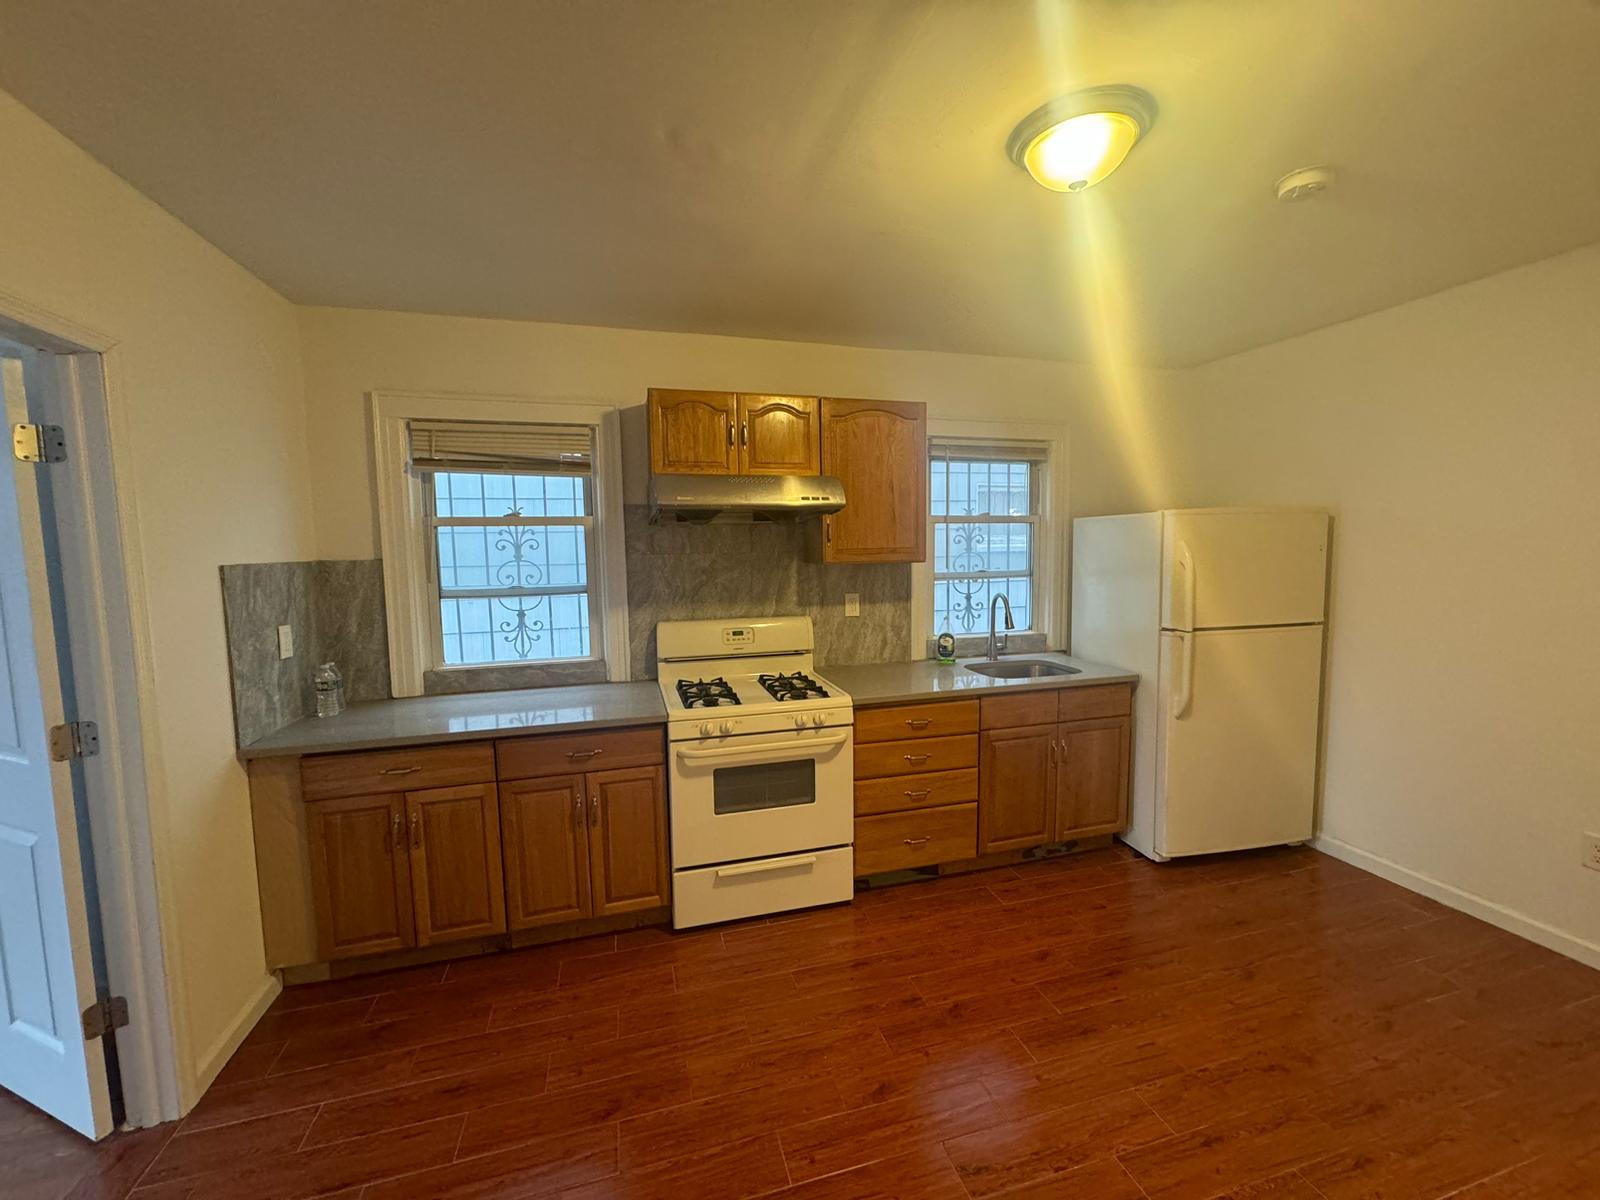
648;473;846;523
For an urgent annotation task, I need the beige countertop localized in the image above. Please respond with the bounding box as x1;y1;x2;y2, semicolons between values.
827;652;1138;707
240;680;668;759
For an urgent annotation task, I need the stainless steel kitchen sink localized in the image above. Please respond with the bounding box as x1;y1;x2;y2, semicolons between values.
963;659;1082;679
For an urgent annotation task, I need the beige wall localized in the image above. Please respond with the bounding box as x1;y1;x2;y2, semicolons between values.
298;305;1176;561
1152;243;1600;958
0;92;316;1105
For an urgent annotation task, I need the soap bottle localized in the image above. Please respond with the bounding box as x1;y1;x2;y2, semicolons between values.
313;662;345;718
935;630;957;664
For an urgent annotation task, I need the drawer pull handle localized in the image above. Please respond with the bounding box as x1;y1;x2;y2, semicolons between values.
716;854;818;878
905;718;931;730
903;754;930;765
903;789;931;800
567;749;604;761
903;836;932;846
380;766;421;776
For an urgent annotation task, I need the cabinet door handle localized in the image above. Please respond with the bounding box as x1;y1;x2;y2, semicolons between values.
903;753;930;765
409;812;421;849
903;836;932;846
825;520;832;545
726;422;734;447
589;795;599;826
567;749;603;761
903;789;931;800
380;766;420;776
389;812;401;852
740;421;749;446
905;718;931;730
574;793;584;824
1050;739;1057;763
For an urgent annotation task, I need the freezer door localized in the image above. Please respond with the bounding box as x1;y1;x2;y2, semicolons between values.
1162;510;1329;630
1156;625;1323;857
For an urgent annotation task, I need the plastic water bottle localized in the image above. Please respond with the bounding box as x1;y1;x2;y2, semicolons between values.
314;662;345;719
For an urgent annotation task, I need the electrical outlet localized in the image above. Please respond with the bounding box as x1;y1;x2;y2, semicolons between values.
844;593;860;618
277;624;294;660
1584;832;1600;873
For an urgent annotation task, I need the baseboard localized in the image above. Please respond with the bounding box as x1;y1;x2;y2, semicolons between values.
187;972;282;1107
1312;834;1600;971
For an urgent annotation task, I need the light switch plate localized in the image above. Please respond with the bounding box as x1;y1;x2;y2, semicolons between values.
844;593;860;618
277;624;294;660
1583;832;1600;873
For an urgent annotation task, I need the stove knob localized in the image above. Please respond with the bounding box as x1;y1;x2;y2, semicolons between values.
719;720;735;737
811;712;827;727
700;721;716;738
793;714;807;729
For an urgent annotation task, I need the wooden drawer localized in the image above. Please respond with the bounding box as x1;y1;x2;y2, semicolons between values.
855;803;978;875
496;724;664;781
979;691;1058;730
1059;684;1133;723
301;743;495;801
853;734;977;780
855;768;978;816
854;701;979;744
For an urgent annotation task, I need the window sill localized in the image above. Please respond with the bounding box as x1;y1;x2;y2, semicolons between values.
423;658;610;695
925;631;1050;660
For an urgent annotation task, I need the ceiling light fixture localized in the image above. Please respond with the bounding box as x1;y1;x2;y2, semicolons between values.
1006;85;1158;193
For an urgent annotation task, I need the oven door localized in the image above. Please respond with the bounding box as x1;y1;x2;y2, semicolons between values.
669;726;854;868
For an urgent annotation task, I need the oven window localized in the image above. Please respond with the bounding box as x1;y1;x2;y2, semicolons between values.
713;759;817;815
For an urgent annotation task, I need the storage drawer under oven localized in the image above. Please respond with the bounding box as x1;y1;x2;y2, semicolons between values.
672;846;855;929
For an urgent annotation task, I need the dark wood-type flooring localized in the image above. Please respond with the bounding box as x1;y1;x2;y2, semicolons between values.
8;844;1600;1199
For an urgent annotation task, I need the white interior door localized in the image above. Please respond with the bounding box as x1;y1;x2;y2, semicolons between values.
1162;509;1329;631
1157;625;1324;857
0;358;113;1137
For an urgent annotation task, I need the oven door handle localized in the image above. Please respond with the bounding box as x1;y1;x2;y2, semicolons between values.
675;732;849;765
716;854;819;878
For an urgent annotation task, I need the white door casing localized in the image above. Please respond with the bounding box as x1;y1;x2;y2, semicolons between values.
0;356;113;1137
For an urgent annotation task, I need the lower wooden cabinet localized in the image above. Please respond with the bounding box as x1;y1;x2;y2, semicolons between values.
306;793;415;960
855;803;977;875
1055;717;1131;841
500;765;668;930
308;783;507;960
979;725;1057;854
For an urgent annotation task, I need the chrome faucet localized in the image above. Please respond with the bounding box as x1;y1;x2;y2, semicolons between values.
986;593;1014;661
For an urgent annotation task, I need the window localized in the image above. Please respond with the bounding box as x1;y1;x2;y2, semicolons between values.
929;439;1049;636
373;394;628;697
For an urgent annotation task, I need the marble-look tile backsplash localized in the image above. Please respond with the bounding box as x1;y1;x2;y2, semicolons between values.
220;560;389;746
623;506;913;677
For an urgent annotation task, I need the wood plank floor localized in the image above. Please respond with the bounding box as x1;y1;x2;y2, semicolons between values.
8;844;1600;1199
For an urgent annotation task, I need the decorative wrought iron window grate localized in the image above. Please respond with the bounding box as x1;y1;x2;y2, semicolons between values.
426;468;598;667
930;441;1047;636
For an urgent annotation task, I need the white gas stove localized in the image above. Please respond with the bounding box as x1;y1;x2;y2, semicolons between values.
656;617;854;928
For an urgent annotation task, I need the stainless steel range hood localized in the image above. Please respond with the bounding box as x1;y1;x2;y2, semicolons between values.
648;473;846;523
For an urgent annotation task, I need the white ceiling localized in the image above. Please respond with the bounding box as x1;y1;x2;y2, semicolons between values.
2;0;1597;367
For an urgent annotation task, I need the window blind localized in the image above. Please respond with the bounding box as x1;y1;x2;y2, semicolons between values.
930;436;1050;464
409;420;594;474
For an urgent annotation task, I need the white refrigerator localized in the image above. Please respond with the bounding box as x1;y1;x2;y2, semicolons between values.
1071;508;1330;861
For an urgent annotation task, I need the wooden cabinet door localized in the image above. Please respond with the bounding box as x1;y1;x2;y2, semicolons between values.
978;725;1056;854
737;394;819;475
1055;717;1131;840
648;389;737;475
405;784;506;946
820;398;927;563
500;775;592;929
586;766;669;917
307;794;414;960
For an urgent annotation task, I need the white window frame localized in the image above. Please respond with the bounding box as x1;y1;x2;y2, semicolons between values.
912;419;1069;656
372;390;630;697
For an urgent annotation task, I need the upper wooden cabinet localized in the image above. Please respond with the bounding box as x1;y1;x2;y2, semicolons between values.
648;389;738;475
737;395;819;475
820;397;927;563
647;389;821;476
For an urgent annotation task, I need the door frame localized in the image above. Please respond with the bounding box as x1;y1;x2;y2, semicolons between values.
0;287;180;1127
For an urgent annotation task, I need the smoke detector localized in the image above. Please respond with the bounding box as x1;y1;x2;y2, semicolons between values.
1275;165;1335;202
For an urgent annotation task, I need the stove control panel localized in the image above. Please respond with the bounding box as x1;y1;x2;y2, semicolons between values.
720;626;754;647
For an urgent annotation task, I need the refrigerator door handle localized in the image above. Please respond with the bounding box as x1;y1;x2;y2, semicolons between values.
1173;631;1195;719
1176;540;1197;632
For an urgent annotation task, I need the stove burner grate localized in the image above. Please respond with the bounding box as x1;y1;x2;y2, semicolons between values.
676;677;740;708
757;671;829;702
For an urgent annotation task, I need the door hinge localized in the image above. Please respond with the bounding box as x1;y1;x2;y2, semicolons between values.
82;995;129;1040
49;720;100;761
12;422;67;464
